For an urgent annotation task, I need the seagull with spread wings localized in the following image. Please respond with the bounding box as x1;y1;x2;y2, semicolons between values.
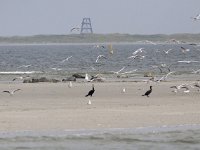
95;55;106;63
3;89;21;96
191;14;200;21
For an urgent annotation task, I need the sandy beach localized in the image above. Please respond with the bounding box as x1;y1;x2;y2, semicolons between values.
0;81;199;132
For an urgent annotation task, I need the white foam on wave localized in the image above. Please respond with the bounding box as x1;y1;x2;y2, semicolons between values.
0;71;43;75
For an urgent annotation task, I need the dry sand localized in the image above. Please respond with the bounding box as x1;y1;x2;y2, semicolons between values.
0;81;200;132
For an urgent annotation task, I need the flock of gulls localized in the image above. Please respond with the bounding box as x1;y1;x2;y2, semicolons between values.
3;43;200;105
2;13;200;105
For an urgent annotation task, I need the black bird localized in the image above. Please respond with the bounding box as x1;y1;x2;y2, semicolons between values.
142;86;152;97
85;84;95;97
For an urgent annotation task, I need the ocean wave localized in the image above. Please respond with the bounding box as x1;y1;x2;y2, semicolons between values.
0;71;43;75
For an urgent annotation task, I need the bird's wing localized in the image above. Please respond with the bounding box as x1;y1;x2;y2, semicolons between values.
117;67;125;73
66;56;73;60
13;89;21;93
95;57;100;63
3;91;10;94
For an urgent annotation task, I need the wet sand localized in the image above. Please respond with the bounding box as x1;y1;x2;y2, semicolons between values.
0;81;200;131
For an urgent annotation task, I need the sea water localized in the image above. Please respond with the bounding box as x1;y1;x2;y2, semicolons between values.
0;43;200;81
0;43;200;149
0;125;200;150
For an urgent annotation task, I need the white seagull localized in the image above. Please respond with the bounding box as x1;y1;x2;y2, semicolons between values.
163;49;173;54
3;89;21;96
95;55;106;63
191;69;200;74
191;14;200;21
110;67;125;74
122;87;126;93
17;65;32;69
132;48;145;55
170;84;193;93
68;81;73;88
87;100;92;105
156;71;175;82
12;76;30;81
178;60;199;64
60;56;73;63
180;47;190;53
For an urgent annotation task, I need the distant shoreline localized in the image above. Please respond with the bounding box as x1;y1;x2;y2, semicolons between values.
0;33;200;44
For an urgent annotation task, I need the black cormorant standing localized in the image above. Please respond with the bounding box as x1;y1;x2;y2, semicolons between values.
142;86;152;97
85;84;95;97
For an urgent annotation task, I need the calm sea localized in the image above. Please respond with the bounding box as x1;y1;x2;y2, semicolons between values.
0;43;200;81
0;125;200;150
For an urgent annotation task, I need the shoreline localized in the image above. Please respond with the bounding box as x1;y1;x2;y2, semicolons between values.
0;81;200;132
0;124;200;136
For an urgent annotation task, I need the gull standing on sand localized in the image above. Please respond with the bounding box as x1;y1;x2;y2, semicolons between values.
12;76;30;81
87;100;92;105
170;84;193;93
68;81;73;88
3;89;21;96
122;87;126;93
193;82;200;91
85;73;90;82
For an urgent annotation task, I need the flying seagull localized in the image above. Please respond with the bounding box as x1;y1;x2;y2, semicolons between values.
178;60;199;64
163;49;173;54
3;89;21;96
191;69;200;74
110;66;125;74
95;55;106;63
180;47;190;53
17;65;32;69
60;56;73;63
70;27;80;32
132;48;145;55
156;71;175;82
191;14;200;21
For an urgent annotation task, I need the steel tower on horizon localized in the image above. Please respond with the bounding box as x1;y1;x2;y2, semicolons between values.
80;18;93;34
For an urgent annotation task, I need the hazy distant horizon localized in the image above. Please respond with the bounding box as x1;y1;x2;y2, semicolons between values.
2;32;200;38
1;0;200;36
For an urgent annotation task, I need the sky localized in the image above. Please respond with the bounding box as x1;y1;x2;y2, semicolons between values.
0;0;200;36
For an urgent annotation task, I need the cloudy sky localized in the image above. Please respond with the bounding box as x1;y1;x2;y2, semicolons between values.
0;0;200;36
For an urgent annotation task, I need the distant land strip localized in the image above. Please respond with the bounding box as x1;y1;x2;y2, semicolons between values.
0;33;200;44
